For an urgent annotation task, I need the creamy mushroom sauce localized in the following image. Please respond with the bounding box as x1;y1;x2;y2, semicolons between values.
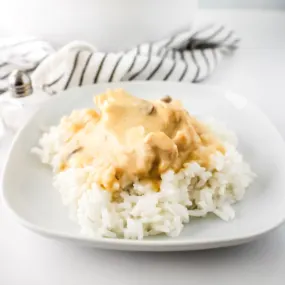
58;89;225;192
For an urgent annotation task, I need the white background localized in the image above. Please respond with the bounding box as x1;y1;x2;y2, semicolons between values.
201;0;285;9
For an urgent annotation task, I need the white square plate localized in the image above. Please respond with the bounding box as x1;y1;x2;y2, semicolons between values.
3;82;285;251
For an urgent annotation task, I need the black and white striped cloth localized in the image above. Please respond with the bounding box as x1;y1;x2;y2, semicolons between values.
0;24;239;95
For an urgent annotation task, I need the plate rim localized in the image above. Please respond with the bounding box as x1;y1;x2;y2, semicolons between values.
3;81;285;250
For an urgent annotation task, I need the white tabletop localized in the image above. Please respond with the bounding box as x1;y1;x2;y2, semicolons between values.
1;9;285;285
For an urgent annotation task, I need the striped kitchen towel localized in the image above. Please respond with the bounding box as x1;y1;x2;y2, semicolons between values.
1;24;239;95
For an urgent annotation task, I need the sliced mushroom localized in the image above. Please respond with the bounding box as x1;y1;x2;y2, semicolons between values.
67;146;83;160
160;95;172;103
140;102;155;115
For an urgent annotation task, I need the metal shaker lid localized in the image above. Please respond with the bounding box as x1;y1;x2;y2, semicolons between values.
8;70;33;98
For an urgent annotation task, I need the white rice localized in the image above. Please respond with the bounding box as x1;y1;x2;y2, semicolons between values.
32;118;255;240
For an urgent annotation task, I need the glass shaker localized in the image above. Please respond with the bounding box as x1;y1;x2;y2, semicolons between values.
0;70;50;134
